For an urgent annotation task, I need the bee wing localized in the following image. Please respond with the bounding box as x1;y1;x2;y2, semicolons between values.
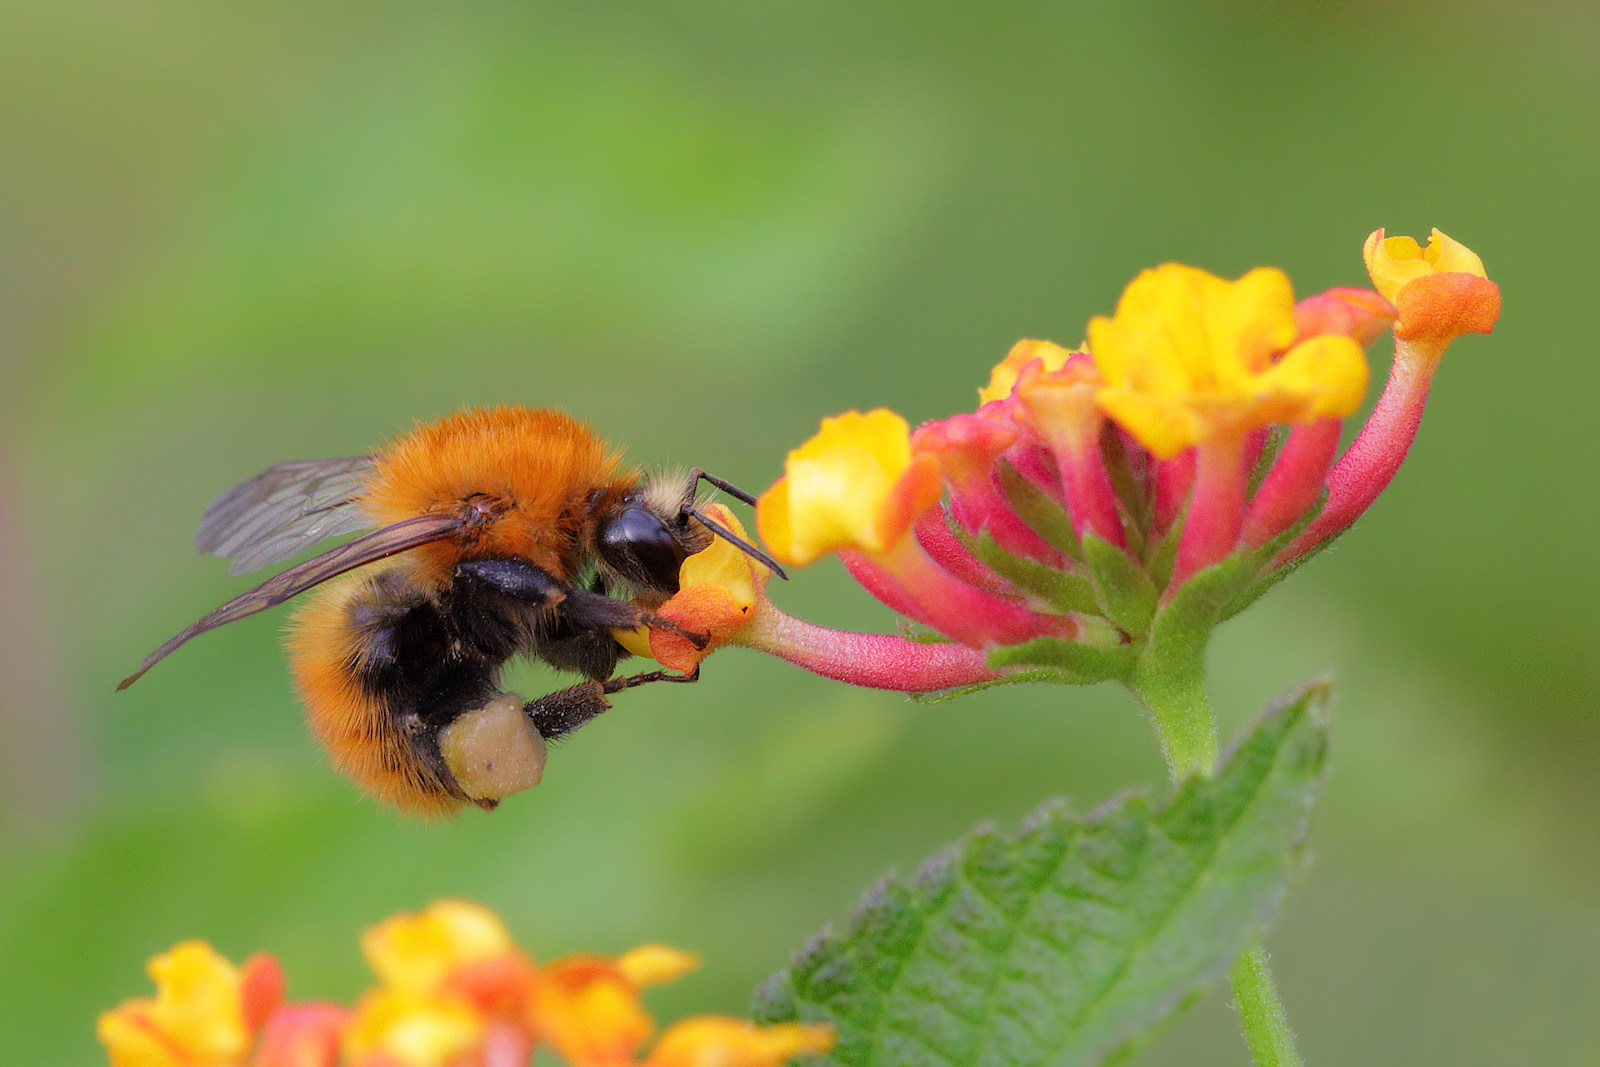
195;456;377;576
119;512;472;690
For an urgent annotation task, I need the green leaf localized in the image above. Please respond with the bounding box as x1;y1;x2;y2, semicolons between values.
753;684;1330;1067
1080;535;1159;636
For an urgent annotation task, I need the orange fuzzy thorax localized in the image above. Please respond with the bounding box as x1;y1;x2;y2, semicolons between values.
361;407;636;588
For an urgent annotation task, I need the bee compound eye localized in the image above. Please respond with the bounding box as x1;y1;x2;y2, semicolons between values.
439;694;548;803
601;506;687;588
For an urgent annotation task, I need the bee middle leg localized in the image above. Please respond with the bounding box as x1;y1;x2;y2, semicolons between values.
524;666;699;741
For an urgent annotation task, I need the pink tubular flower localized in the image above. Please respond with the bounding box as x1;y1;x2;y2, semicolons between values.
647;503;1005;692
1011;355;1128;550
1281;228;1500;562
756;409;1079;650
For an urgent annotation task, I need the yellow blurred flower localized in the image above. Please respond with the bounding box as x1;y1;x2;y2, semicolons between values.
756;409;943;567
978;338;1081;405
1089;263;1369;459
643;1018;835;1067
361;901;519;995
97;942;255;1067
344;988;484;1067
615;946;702;990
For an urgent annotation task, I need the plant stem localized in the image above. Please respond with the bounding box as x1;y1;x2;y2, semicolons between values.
1127;644;1219;780
1127;656;1304;1066
1231;947;1304;1067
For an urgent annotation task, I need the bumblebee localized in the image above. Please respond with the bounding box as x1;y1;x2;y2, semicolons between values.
120;406;781;815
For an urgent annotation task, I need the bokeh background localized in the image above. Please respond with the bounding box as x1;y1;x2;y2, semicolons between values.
3;2;1597;1063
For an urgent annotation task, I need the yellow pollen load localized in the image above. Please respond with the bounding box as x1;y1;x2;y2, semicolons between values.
1087;264;1368;458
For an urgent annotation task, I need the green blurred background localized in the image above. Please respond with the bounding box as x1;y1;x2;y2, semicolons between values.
3;1;1597;1063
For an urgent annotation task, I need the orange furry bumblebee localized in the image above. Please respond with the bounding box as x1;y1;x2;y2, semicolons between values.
120;406;781;815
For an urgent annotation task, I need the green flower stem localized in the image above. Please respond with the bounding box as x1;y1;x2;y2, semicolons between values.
1127;643;1219;779
1231;947;1303;1067
1127;649;1304;1067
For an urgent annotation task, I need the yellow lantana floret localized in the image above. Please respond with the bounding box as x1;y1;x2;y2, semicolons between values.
757;409;942;567
1089;264;1368;459
361;900;516;994
98;942;253;1067
978;339;1081;405
1363;227;1486;304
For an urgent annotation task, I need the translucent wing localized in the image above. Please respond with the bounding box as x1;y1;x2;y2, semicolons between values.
195;456;377;575
119;512;477;690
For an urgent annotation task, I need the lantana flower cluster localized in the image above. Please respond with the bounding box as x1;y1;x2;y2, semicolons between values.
98;901;833;1067
638;229;1499;756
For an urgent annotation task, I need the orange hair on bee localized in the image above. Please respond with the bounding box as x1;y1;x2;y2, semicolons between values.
363;407;637;588
286;571;462;817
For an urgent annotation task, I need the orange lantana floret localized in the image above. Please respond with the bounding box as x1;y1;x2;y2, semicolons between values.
646;504;772;671
1363;227;1499;343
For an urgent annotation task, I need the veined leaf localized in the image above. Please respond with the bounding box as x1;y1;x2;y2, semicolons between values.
753;684;1329;1067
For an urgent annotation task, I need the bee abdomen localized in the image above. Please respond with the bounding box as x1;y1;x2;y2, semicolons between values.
287;569;477;816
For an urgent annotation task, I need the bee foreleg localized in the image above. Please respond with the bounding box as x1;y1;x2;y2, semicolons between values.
452;558;567;605
558;588;710;649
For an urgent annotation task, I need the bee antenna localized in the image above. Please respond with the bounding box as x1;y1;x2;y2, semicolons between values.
684;503;790;581
688;468;759;506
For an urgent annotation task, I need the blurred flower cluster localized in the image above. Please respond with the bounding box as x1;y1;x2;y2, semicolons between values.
638;229;1499;728
98;901;832;1067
